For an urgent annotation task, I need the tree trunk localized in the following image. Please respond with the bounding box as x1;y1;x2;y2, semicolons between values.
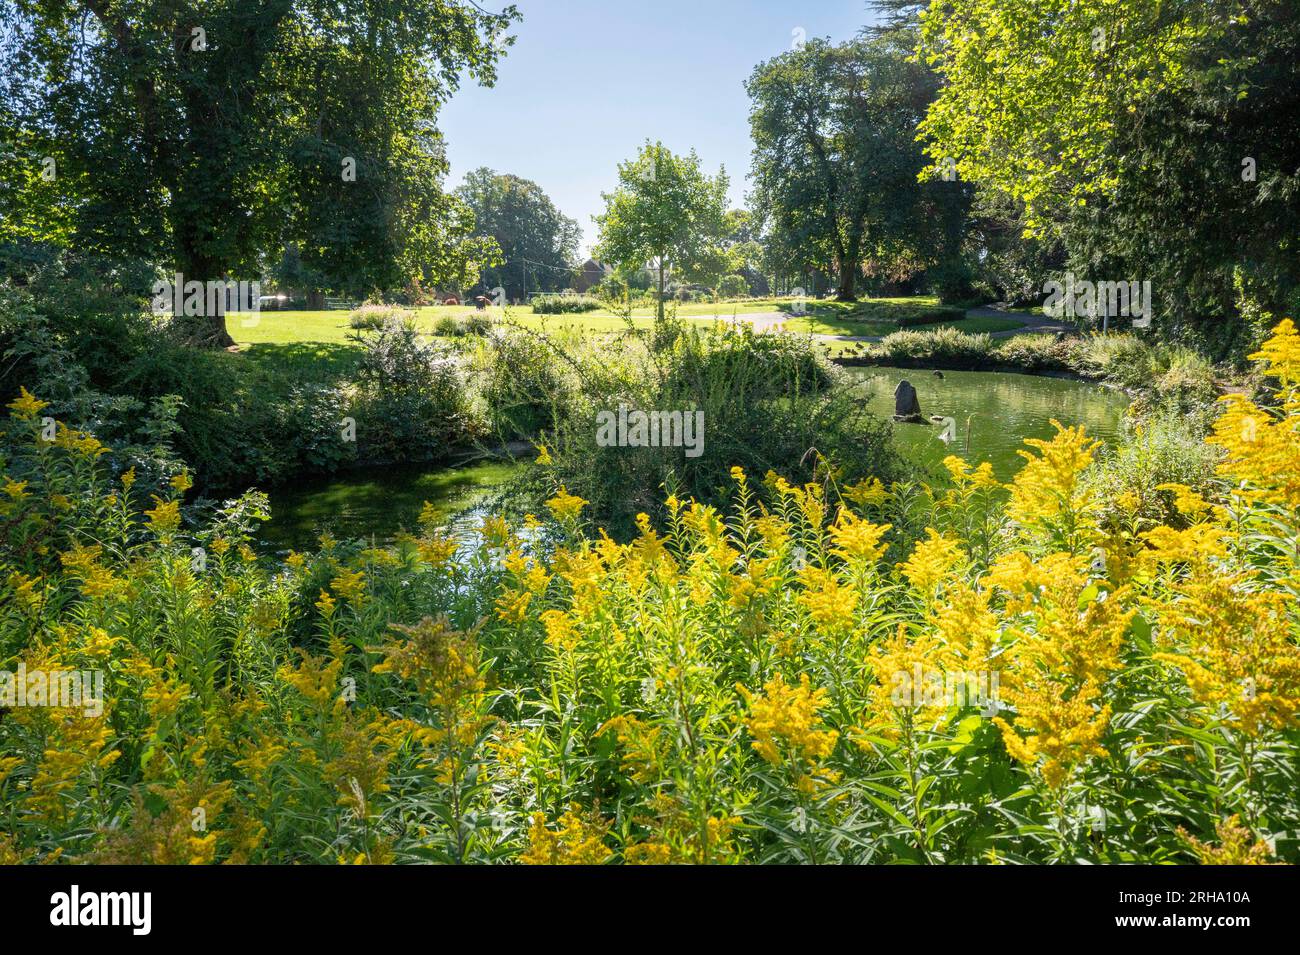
178;311;237;349
171;236;237;348
657;257;666;323
836;257;858;301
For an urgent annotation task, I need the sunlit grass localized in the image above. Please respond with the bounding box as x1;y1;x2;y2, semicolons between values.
230;296;1021;347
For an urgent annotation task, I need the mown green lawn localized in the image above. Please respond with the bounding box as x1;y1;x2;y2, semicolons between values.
228;297;1023;347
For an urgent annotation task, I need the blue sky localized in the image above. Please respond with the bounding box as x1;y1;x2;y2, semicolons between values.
440;0;879;255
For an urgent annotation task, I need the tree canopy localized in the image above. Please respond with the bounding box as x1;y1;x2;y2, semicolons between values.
747;34;968;301
0;0;518;344
455;168;581;302
593;141;729;321
916;0;1300;352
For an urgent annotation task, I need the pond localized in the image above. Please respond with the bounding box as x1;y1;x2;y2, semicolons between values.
844;365;1131;482
260;459;517;553
263;367;1129;551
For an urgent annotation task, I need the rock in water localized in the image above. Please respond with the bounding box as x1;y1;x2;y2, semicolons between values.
893;379;925;423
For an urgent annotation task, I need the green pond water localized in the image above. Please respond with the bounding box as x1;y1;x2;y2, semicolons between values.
844;366;1130;482
263;367;1129;551
260;459;517;552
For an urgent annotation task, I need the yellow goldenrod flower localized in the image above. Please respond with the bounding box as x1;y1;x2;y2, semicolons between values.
315;589;337;617
1006;421;1100;536
0;756;22;786
329;569;367;606
26;714;121;824
373;615;486;711
1139;522;1228;570
899;528;965;596
416;533;458;567
539;609;579;651
738;673;839;769
1151;572;1300;735
519;807;611;865
1246;317;1300;384
1154;482;1212;519
53;423;107;457
993;687;1110;790
863;624;947;735
277;649;344;709
1179;816;1278;865
942;454;999;489
59;544;122;598
796;566;859;631
494;587;532;623
829;511;891;563
7;386;48;420
845;475;890;508
479;513;511;549
144;496;181;534
545;486;588;525
7;572;40;611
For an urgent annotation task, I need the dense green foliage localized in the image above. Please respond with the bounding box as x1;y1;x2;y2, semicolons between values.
748;33;971;301
514;319;902;537
455;168;581;302
594;143;730;321
916;0;1300;356
1;0;517;343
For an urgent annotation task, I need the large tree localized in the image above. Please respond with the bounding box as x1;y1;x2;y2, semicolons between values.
747;34;964;301
1;0;518;345
916;0;1300;352
455;168;580;302
593;142;728;322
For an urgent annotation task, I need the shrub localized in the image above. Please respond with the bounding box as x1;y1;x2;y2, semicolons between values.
476;329;577;441
1086;411;1223;531
432;313;462;337
992;333;1081;371
349;303;413;330
874;326;995;363
461;312;494;336
0;257;481;492
433;313;494;337
893;305;966;327
1075;333;1158;387
528;320;902;535
349;320;481;463
531;293;602;315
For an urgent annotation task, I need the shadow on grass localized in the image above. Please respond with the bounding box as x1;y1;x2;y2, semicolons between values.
239;341;363;381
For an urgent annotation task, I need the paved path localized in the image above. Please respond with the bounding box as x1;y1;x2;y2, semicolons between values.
963;306;1073;340
690;306;1071;343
